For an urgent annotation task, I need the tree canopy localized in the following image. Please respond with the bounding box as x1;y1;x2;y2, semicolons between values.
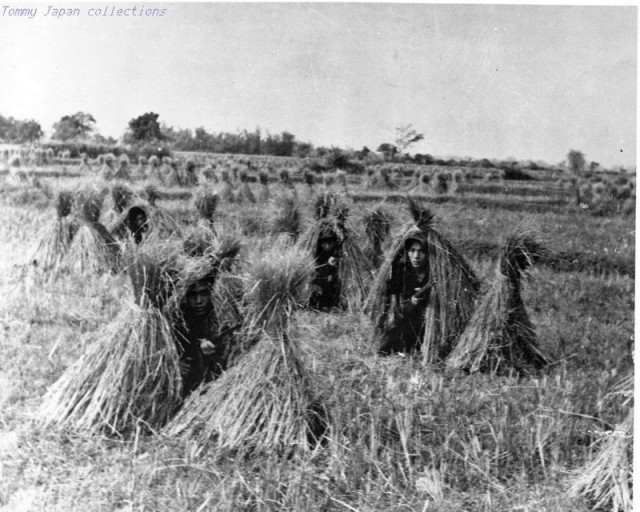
52;112;96;141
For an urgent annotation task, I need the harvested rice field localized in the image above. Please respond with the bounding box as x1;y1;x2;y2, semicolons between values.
0;157;634;512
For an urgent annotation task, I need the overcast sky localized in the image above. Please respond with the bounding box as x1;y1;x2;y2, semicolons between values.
0;3;636;167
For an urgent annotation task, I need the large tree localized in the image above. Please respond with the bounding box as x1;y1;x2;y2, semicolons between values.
52;112;96;141
126;112;165;142
567;150;586;175
0;114;42;143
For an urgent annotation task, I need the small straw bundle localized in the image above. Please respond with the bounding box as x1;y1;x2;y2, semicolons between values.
366;199;480;363
111;183;135;215
446;231;548;374
235;181;256;204
568;373;633;512
99;154;116;180
65;192;122;275
114;156;131;181
193;187;218;226
39;248;183;436
271;193;302;241
363;206;393;270
31;190;79;276
568;409;633;512
164;243;324;454
300;194;372;311
258;171;271;202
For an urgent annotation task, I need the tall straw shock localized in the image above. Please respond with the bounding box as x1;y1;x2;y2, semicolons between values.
446;231;549;374
65;190;122;275
366;198;480;363
164;242;326;455
39;247;183;436
30;189;78;277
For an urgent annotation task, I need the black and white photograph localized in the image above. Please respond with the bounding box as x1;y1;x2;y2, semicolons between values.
0;3;635;510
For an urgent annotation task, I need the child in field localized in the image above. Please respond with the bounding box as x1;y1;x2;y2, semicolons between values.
174;277;238;397
377;237;435;355
309;228;343;311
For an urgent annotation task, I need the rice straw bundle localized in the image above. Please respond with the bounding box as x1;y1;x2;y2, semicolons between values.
220;181;235;203
66;192;122;275
142;184;159;206
446;231;548;374
180;160;198;187
39;249;183;436
164;243;324;454
366;199;480;363
193;188;218;226
568;409;633;512
31;190;79;275
235;182;256;204
114;156;131;180
300;196;372;311
111;183;135;214
99;154;116;181
258;171;271;202
182;224;217;258
279;169;293;188
271;193;302;241
363;206;393;269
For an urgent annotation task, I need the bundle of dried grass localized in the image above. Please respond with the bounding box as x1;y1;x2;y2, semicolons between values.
366;167;398;189
279;169;293;188
111;183;135;215
114;156;131;180
142;184;159;206
235;182;256;204
271;193;302;241
220;181;235;203
363;206;393;269
258;171;271;202
301;195;372;310
568;408;633;512
39;248;183;436
180;160;198;187
99;154;116;180
446;231;548;374
164;243;325;454
65;196;122;275
193;188;218;226
366;199;480;363
31;190;79;275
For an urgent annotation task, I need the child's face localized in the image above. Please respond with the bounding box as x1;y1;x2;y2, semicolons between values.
408;241;427;269
320;239;336;253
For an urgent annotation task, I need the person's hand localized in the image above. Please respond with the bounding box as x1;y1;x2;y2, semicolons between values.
410;295;420;306
328;256;338;267
200;338;216;355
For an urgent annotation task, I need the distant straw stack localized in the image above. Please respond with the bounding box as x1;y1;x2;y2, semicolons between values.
446;231;548;374
31;190;79;276
193;187;218;227
65;191;122;275
164;243;326;454
366;199;480;363
258;171;271;202
271;193;302;241
39;247;183;436
363;206;392;270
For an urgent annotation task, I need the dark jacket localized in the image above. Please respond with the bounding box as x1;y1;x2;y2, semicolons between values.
174;309;229;396
378;261;431;355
